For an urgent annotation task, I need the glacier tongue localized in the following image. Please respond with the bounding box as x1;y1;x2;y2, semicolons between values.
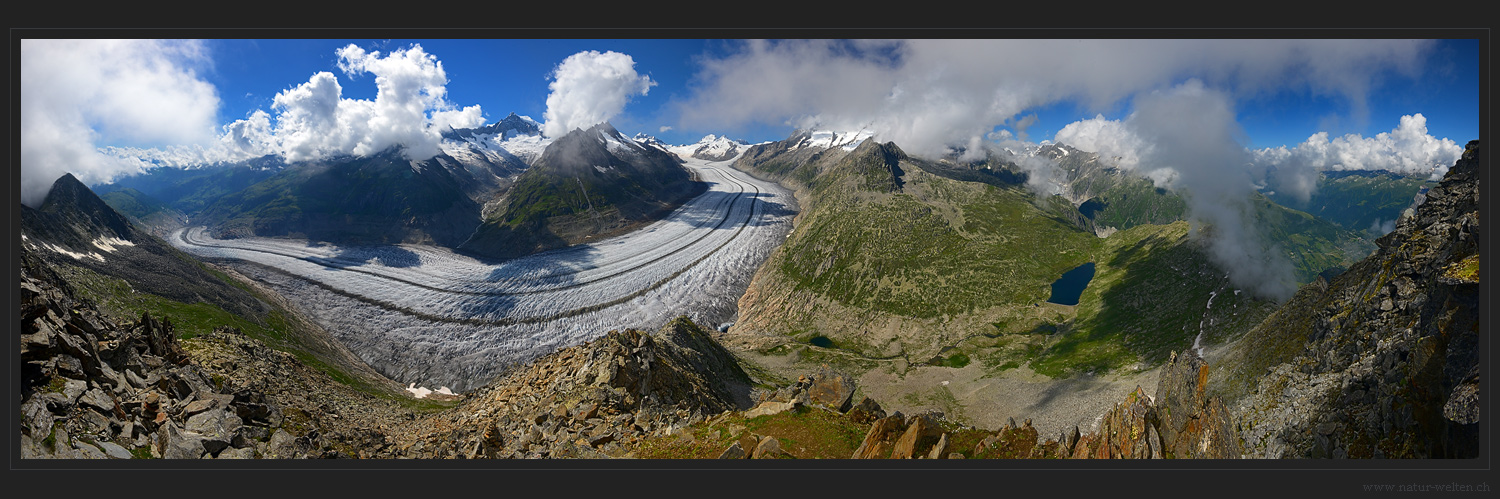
170;159;795;392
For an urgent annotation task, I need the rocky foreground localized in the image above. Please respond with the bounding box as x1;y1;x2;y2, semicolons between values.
20;246;1240;459
21;259;275;459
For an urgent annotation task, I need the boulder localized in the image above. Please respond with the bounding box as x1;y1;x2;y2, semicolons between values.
159;421;205;459
717;441;747;459
186;408;242;456
262;429;309;459
852;415;907;459
743;400;796;419
806;368;857;412
890;414;942;459
97;441;132;459
845;396;886;424
752;436;790;459
79;388;116;415
927;433;950;459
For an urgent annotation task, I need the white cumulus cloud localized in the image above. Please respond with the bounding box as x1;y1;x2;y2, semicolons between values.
1053;114;1150;172
542;51;656;138
1251;113;1463;202
95;43;487;170
271;43;484;162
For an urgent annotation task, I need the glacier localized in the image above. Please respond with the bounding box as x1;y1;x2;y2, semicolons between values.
170;157;795;392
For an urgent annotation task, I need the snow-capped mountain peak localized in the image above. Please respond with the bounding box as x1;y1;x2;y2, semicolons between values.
438;112;552;167
668;134;751;162
631;133;673;154
793;128;875;151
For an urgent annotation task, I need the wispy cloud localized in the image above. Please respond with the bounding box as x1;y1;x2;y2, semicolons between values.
21;39;220;206
677;39;1432;159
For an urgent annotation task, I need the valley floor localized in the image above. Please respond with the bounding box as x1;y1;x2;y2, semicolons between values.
727;336;1159;438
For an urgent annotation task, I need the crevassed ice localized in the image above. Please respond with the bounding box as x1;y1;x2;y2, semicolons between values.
170;158;794;392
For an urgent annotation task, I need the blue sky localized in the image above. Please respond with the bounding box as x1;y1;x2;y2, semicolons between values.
198;38;1478;148
202;39;755;145
19;37;1482;207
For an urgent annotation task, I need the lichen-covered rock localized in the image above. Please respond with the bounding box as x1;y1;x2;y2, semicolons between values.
1229;141;1481;459
851;415;907;459
805;367;857;412
890;413;942;459
1155;351;1241;458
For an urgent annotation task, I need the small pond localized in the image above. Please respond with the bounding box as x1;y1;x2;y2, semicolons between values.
808;335;835;348
1046;262;1096;306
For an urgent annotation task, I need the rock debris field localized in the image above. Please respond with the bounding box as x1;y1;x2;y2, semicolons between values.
171;159;795;392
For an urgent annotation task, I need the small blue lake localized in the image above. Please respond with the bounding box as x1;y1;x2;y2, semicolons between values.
1046;262;1096;306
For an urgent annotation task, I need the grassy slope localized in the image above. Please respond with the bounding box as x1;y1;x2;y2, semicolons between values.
631;404;1050;459
1267;171;1432;236
1251;193;1376;282
736;143;1283;378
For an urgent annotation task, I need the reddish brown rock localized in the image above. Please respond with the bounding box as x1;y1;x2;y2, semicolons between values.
805;367;857;412
890;414;942;459
852;415;907;459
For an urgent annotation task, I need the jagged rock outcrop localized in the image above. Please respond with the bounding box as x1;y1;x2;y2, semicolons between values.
20;259;274;459
1154;351;1243;459
20;250;416;460
842;349;1240;460
1228;140;1481;458
386;317;755;458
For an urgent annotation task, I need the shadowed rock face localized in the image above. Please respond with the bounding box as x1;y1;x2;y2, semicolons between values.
21;173;274;322
1226;141;1480;459
459;123;707;261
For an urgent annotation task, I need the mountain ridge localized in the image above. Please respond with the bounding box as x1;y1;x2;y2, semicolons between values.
457;122;707;261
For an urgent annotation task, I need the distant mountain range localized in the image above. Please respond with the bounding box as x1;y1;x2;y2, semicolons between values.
1264;168;1433;237
667;134;752;162
92;115;713;262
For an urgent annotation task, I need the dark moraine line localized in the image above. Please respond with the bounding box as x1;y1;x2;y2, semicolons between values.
196;166;768;325
175;167;758;299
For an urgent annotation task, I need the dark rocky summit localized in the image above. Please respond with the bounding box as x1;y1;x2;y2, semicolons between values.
1218;140;1481;458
